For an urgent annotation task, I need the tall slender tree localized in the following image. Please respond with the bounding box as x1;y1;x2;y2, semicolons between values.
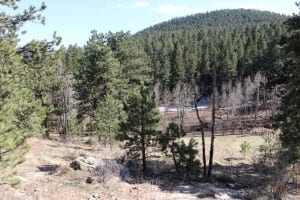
120;84;160;175
18;36;61;138
0;0;48;169
273;2;300;161
75;31;120;129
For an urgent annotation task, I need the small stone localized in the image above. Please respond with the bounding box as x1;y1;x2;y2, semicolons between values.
86;177;94;184
70;160;81;170
92;193;99;198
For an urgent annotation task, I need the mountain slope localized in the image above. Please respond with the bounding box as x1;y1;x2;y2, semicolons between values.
136;9;287;35
135;9;287;90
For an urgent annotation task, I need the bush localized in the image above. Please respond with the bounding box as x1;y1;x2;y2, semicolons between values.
159;122;200;178
175;138;201;178
240;140;251;159
93;159;129;182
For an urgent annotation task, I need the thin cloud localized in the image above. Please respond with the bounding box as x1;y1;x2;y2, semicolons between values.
111;1;150;9
154;4;203;15
135;1;149;8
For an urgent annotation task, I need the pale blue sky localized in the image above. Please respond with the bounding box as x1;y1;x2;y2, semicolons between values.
10;0;299;46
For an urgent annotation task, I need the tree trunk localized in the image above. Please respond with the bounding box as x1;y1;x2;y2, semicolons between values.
43;118;50;138
208;64;216;178
255;87;259;120
141;101;147;175
141;134;146;175
194;97;207;177
171;143;180;175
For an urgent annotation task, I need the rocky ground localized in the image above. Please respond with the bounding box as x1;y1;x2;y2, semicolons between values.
0;137;215;200
0;136;299;200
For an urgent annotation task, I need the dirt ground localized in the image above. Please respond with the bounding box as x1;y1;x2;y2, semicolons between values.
0;134;299;200
0;137;209;200
0;109;298;199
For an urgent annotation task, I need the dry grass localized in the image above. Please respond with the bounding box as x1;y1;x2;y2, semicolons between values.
181;135;265;165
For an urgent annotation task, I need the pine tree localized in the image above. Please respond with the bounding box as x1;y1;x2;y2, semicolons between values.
75;31;120;130
120;84;161;175
159;122;200;177
18;37;62;138
274;3;300;161
170;42;185;88
0;1;47;170
115;38;153;91
94;94;122;147
0;37;45;162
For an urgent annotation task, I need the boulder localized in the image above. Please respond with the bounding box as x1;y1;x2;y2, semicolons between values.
70;156;103;172
70;156;130;182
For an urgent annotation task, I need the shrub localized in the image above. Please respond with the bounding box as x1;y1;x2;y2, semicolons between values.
240;140;251;159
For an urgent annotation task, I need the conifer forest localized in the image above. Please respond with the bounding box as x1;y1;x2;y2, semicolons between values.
0;1;300;199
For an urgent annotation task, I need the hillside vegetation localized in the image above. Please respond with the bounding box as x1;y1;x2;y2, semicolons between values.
135;9;286;91
1;1;300;199
137;9;287;34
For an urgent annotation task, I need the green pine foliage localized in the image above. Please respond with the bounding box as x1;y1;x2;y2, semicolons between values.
136;10;286;91
120;84;161;175
159;122;200;177
75;31;120;124
0;1;297;184
94;93;123;146
137;9;286;34
240;140;251;159
175;138;201;178
272;3;300;162
109;33;153;91
18;37;62;137
0;0;46;165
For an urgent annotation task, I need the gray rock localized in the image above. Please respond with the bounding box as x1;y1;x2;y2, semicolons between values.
70;156;130;182
70;156;103;172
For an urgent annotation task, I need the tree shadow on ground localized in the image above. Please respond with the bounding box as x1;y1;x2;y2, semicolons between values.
123;159;277;199
37;164;59;174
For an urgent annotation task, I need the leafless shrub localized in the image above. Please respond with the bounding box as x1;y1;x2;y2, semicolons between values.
93;159;129;183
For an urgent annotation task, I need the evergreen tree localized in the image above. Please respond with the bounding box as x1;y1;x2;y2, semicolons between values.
0;37;45;162
120;84;160;175
18;37;62;138
170;42;185;88
274;3;300;161
75;31;120;129
94;93;122;146
0;0;47;171
64;45;84;72
159;122;200;177
115;38;153;90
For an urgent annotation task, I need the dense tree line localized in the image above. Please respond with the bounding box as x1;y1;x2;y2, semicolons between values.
136;22;285;93
136;9;287;34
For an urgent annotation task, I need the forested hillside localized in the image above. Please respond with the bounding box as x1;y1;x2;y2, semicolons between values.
136;9;287;91
1;1;300;198
137;9;287;34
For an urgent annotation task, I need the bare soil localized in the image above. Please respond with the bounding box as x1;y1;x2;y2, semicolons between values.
0;137;207;200
0;110;299;199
